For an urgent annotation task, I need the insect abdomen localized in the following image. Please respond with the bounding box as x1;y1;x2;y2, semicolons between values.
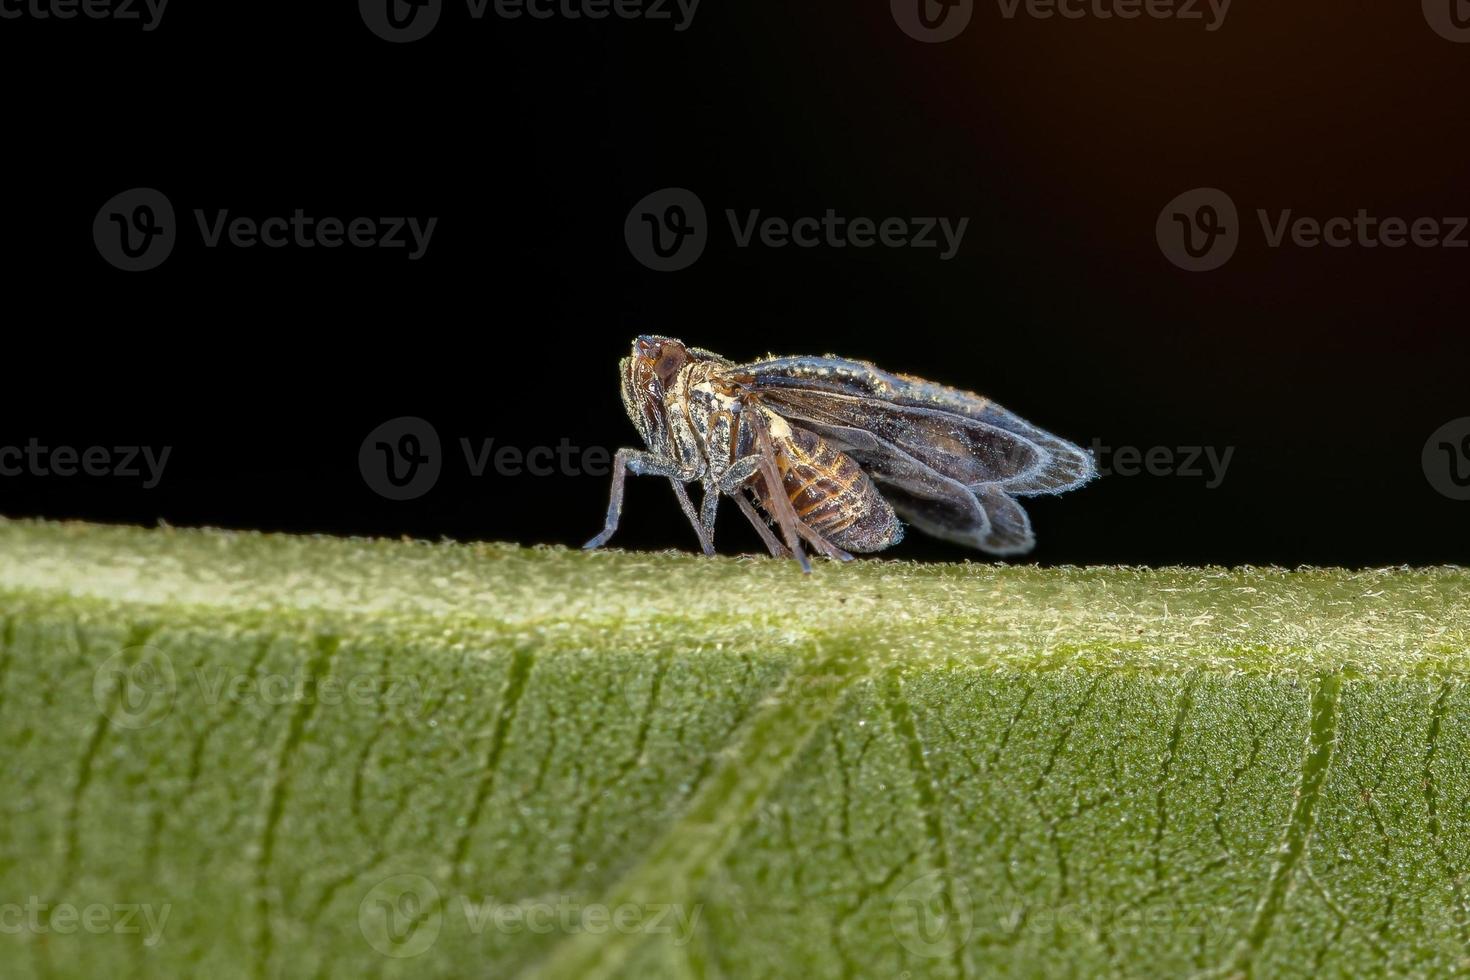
764;426;902;553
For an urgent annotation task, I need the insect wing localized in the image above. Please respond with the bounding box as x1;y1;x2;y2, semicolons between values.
756;386;1038;490
776;415;1036;554
741;355;1095;495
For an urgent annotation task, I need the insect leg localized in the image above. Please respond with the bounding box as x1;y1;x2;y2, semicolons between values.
717;453;850;563
699;480;720;540
670;479;715;556
733;491;791;558
710;455;787;557
584;448;709;553
795;523;854;562
748;412;811;573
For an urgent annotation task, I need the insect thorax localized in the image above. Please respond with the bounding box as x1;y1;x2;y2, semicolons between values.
679;365;752;481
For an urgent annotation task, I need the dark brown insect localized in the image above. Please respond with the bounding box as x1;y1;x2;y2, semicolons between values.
585;336;1095;571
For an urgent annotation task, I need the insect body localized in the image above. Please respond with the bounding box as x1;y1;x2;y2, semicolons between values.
585;336;1095;571
762;420;901;554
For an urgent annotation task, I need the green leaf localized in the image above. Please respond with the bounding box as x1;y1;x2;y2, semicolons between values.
0;519;1468;978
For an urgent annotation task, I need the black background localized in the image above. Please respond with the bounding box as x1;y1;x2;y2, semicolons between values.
1;0;1466;566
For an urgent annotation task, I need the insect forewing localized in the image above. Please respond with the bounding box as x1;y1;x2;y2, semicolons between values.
768;414;1037;554
742;355;1096;495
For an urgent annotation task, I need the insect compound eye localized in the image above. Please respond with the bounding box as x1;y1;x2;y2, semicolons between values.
653;349;686;386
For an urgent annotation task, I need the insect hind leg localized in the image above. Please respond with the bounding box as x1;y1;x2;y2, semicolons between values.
795;523;854;562
717;447;850;566
715;451;795;560
733;490;790;559
743;414;812;573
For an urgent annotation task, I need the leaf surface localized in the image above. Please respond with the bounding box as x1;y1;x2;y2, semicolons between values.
0;520;1467;978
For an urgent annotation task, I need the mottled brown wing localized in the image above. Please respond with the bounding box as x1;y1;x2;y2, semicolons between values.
741;355;1095;495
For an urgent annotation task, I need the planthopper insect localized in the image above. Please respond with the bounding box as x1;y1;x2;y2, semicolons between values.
585;336;1096;572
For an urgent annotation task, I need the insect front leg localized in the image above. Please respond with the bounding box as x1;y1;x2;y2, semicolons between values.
699;479;719;541
584;448;713;555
